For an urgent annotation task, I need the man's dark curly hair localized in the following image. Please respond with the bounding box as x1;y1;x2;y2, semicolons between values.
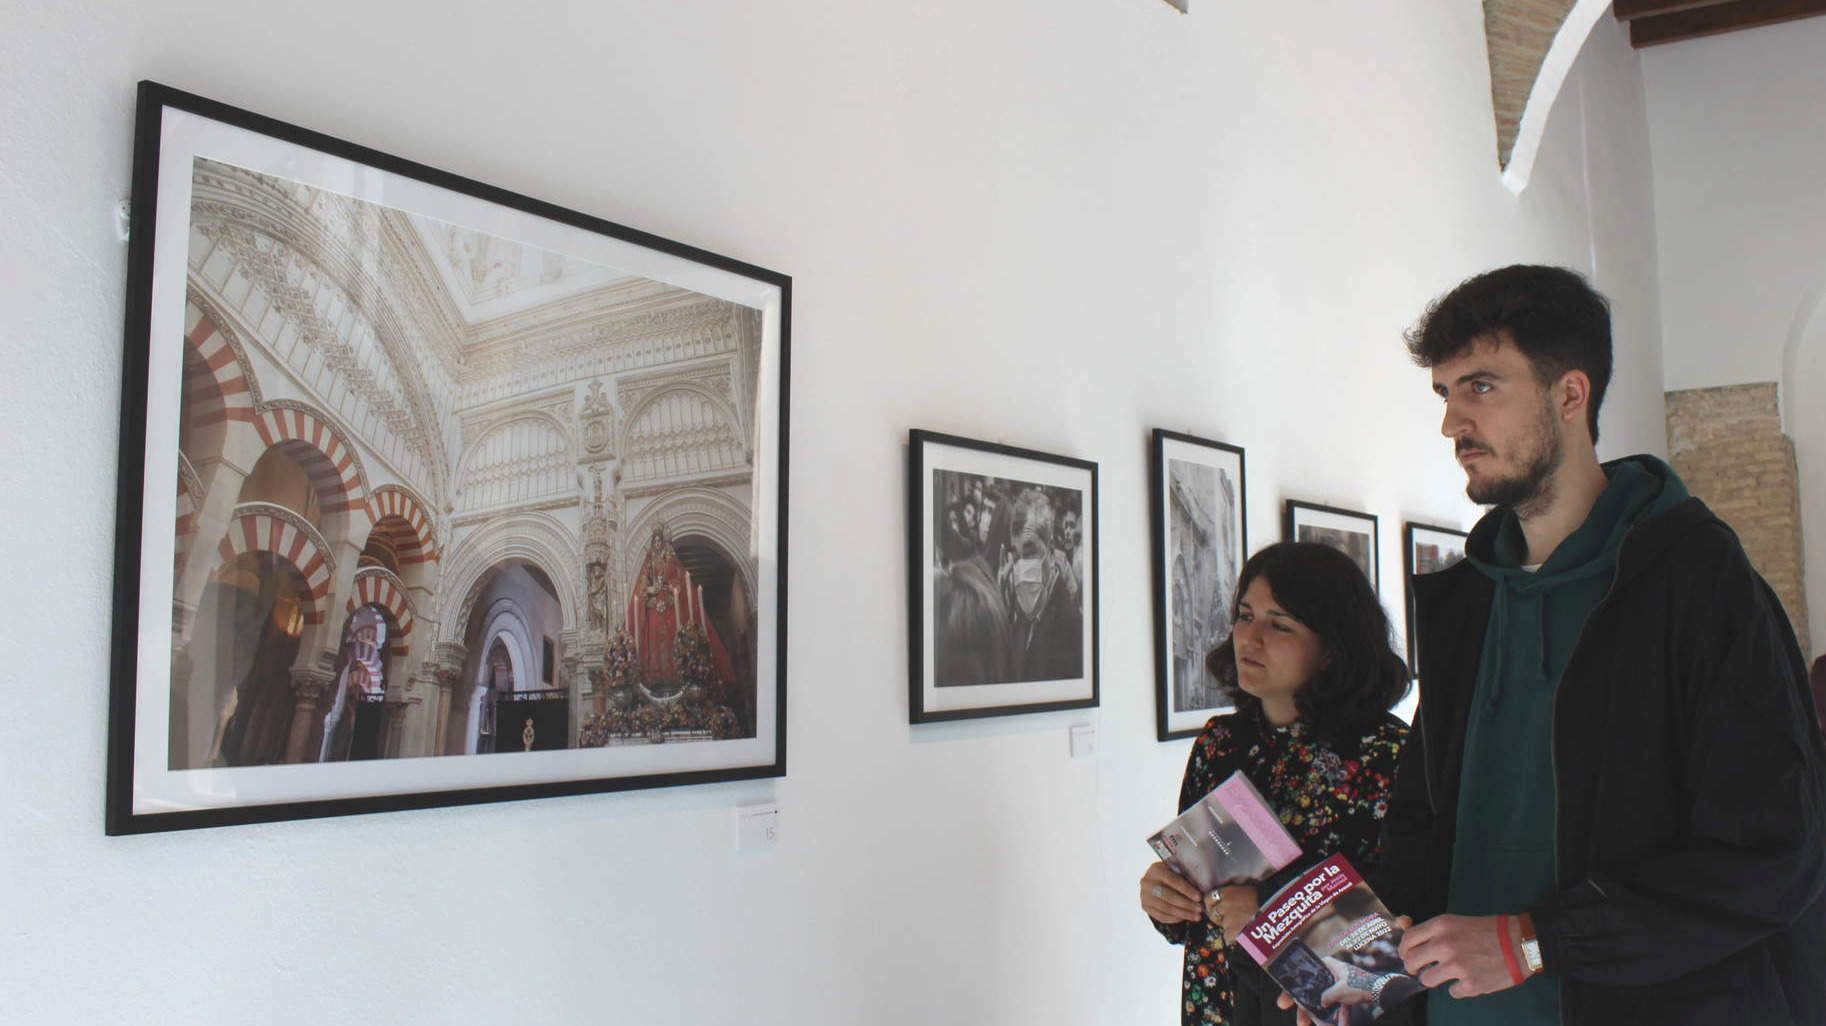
1205;542;1410;747
1405;264;1613;444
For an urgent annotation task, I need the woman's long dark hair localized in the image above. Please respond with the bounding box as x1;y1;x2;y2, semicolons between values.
1205;541;1411;746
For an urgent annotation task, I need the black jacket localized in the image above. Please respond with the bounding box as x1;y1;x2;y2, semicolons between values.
1377;496;1826;1024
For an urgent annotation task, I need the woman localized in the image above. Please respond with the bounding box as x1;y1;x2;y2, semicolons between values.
1139;541;1411;1026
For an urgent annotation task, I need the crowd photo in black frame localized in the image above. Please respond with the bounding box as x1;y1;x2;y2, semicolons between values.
907;429;1099;723
107;82;790;834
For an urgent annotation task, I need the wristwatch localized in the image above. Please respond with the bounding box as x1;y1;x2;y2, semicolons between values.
1519;915;1544;975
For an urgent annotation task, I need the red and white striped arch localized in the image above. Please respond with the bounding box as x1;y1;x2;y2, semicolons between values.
175;467;198;574
182;305;256;428
253;405;368;514
217;509;333;624
366;485;438;564
346;568;416;656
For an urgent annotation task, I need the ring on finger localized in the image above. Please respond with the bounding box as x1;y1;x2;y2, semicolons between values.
1151;884;1164;899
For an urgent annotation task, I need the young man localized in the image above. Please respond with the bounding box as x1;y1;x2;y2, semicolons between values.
1371;265;1826;1025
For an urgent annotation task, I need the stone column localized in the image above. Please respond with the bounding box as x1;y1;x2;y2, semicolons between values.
283;667;336;764
300;532;365;657
167;644;202;770
173;458;251;640
384;699;415;758
427;640;468;756
395;664;437;758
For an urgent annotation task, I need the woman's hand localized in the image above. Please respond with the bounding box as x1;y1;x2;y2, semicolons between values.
1203;884;1260;939
1140;862;1204;924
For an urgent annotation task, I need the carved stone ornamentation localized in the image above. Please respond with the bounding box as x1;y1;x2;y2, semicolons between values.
579;379;620;464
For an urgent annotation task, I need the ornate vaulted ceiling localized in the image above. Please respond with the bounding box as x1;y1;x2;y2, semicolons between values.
404;216;636;328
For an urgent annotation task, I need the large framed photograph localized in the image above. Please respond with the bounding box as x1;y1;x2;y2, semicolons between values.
1150;430;1247;741
107;83;789;834
1283;500;1380;593
1402;522;1468;673
908;430;1098;722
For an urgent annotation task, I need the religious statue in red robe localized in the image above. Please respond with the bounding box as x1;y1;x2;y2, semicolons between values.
623;523;739;690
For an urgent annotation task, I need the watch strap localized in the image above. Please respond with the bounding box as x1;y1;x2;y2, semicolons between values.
1519;913;1544;974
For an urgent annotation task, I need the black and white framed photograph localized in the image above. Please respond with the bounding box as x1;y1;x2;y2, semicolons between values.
1403;522;1468;672
1150;430;1247;740
908;430;1098;723
1283;500;1380;593
107;83;790;834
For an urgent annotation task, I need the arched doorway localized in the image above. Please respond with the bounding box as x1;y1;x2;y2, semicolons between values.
453;559;568;755
319;605;396;762
181;552;312;768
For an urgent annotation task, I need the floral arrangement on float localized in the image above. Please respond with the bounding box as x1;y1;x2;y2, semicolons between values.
577;621;741;746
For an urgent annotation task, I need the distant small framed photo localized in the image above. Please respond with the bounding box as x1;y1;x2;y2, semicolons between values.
908;430;1098;723
1403;522;1468;672
1283;500;1380;593
1150;430;1247;741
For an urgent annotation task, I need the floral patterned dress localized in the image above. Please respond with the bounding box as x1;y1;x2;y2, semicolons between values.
1153;708;1408;1026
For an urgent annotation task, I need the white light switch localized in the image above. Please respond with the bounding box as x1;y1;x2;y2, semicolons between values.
1070;723;1096;759
736;803;779;851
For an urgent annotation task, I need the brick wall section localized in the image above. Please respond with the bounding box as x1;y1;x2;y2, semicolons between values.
1666;383;1811;660
1483;0;1577;169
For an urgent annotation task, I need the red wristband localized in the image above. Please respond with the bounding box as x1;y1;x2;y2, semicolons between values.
1496;914;1525;986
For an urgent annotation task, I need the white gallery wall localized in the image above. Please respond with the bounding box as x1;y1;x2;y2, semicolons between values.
0;3;1663;1023
1643;16;1826;656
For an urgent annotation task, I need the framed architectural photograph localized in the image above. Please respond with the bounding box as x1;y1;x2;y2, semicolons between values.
106;82;790;834
1283;500;1380;594
1402;522;1468;673
908;430;1098;723
1150;430;1247;741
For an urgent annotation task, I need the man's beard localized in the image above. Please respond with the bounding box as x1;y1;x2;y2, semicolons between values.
1463;403;1564;514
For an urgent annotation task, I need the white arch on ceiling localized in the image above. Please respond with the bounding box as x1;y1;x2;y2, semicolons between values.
1501;0;1613;196
1781;271;1826;657
1780;270;1826;432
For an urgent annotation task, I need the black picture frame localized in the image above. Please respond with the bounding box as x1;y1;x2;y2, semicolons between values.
908;429;1099;723
1283;499;1381;594
1402;521;1469;675
107;82;790;834
1150;430;1248;741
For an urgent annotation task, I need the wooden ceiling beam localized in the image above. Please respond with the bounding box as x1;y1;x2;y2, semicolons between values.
1614;0;1741;20
1629;0;1826;45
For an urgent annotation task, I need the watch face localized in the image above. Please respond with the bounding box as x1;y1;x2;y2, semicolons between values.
1521;938;1543;973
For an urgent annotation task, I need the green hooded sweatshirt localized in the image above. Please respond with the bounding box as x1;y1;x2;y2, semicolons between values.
1429;456;1690;1026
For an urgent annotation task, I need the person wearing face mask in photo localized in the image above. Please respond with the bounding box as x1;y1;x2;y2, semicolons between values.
1140;541;1411;1026
997;486;1083;682
1058;507;1084;602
